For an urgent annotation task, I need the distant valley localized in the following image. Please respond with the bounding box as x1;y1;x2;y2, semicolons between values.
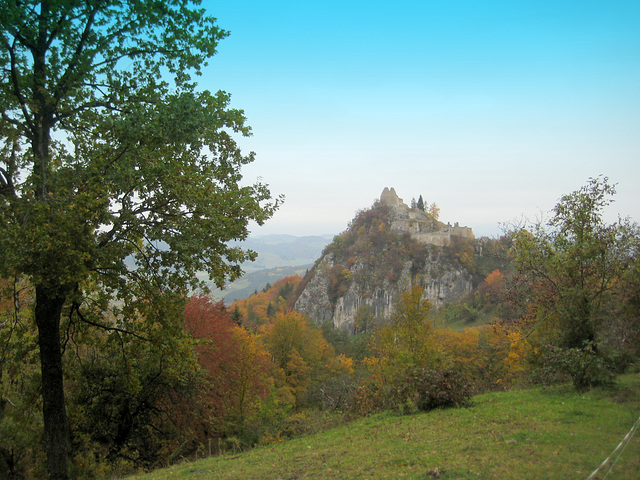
202;234;334;303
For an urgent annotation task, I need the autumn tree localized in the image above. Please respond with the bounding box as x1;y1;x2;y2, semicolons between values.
428;202;440;220
508;177;640;388
259;311;348;407
0;2;279;478
362;286;472;414
229;276;302;330
183;294;272;442
367;286;440;385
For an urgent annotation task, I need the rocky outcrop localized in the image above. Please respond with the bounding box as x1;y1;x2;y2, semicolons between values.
295;260;473;335
295;252;472;331
293;188;478;331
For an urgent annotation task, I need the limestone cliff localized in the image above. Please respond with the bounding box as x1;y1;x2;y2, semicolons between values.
294;188;476;331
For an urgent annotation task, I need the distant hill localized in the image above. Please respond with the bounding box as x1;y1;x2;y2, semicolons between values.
220;265;310;304
200;234;334;303
233;234;334;272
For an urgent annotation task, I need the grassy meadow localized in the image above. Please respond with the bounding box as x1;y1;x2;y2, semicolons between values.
126;373;640;480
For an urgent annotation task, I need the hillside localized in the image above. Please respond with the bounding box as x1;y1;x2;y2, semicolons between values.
293;188;510;332
126;374;640;480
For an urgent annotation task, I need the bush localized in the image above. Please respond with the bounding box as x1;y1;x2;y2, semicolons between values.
391;368;473;413
350;384;386;417
531;343;615;391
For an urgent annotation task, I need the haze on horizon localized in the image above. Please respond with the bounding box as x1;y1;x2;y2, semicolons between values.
201;0;639;238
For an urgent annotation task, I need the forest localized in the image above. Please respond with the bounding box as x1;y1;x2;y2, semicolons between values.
2;176;640;479
1;2;639;480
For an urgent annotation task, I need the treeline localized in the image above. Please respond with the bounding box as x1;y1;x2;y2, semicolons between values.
0;271;528;478
2;180;639;479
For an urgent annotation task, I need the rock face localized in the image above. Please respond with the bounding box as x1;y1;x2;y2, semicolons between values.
295;255;472;331
294;188;475;332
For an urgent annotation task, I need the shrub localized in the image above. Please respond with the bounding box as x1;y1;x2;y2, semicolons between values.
391;368;473;413
350;384;386;417
531;343;615;391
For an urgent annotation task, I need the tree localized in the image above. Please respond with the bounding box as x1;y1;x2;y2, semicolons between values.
428;202;440;220
508;177;639;388
367;286;440;385
0;2;279;477
416;195;425;212
183;294;272;445
259;311;346;407
353;304;376;334
67;325;202;472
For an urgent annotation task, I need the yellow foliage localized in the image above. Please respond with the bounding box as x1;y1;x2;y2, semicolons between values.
437;322;532;389
259;311;346;407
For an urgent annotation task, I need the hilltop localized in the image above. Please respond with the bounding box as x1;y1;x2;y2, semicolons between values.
293;187;509;332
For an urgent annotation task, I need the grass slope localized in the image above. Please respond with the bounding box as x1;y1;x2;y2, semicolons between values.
128;374;640;480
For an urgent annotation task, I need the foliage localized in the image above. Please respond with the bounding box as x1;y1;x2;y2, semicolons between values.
0;2;279;477
390;368;472;414
228;276;302;331
529;343;615;391
258;312;352;408
183;294;273;443
0;278;43;479
444;236;477;273
320;321;372;363
355;286;455;415
367;286;440;386
437;323;531;391
507;177;640;388
353;305;380;335
125;374;640;480
64;316;204;476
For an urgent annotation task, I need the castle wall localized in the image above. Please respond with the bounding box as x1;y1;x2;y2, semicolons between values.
380;187;475;246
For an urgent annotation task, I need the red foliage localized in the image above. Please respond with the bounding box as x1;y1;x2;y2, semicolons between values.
183;294;273;435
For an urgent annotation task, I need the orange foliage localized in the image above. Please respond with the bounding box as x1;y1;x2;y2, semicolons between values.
479;269;505;299
229;276;302;329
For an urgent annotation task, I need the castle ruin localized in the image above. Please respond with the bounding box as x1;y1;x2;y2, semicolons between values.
379;187;474;247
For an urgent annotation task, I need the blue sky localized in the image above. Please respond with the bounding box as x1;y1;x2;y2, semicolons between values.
200;0;640;237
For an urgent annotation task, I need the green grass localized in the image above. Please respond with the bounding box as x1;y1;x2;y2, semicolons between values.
127;374;640;480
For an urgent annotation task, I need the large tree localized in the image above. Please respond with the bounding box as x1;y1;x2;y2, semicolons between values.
0;1;279;478
508;177;639;387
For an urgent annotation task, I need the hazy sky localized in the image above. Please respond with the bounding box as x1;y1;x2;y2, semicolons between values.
200;0;639;237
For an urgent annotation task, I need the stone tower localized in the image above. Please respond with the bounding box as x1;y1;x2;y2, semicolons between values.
380;187;404;206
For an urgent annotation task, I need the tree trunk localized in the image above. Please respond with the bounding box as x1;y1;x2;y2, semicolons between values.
35;285;69;480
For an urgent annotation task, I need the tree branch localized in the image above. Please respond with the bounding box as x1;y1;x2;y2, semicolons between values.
71;301;150;342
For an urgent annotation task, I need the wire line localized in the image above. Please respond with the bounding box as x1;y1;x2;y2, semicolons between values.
585;413;640;480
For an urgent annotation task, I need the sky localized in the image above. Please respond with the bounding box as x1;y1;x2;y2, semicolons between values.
199;0;640;238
